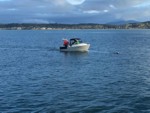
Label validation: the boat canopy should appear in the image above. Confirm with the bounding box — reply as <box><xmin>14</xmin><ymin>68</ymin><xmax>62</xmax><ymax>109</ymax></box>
<box><xmin>70</xmin><ymin>38</ymin><xmax>82</xmax><ymax>45</ymax></box>
<box><xmin>70</xmin><ymin>38</ymin><xmax>81</xmax><ymax>41</ymax></box>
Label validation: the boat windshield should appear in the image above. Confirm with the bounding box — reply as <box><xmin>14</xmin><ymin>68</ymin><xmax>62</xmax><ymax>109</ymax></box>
<box><xmin>70</xmin><ymin>38</ymin><xmax>83</xmax><ymax>45</ymax></box>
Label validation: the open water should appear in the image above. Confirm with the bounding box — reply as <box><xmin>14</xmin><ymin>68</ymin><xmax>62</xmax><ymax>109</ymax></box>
<box><xmin>0</xmin><ymin>30</ymin><xmax>150</xmax><ymax>113</ymax></box>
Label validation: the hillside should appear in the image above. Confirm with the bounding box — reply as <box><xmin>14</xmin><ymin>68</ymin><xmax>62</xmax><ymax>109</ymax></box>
<box><xmin>0</xmin><ymin>21</ymin><xmax>150</xmax><ymax>30</ymax></box>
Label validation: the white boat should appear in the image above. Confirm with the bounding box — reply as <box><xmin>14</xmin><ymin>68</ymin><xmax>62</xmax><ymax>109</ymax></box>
<box><xmin>60</xmin><ymin>38</ymin><xmax>90</xmax><ymax>52</ymax></box>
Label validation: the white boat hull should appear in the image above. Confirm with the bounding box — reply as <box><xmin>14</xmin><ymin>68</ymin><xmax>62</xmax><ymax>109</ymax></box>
<box><xmin>60</xmin><ymin>43</ymin><xmax>90</xmax><ymax>52</ymax></box>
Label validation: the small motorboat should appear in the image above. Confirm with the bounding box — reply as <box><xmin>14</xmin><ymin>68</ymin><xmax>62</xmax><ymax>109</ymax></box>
<box><xmin>60</xmin><ymin>38</ymin><xmax>90</xmax><ymax>52</ymax></box>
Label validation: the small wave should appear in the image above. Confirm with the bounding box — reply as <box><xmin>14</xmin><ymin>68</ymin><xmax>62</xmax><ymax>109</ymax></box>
<box><xmin>90</xmin><ymin>50</ymin><xmax>120</xmax><ymax>55</ymax></box>
<box><xmin>0</xmin><ymin>46</ymin><xmax>59</xmax><ymax>52</ymax></box>
<box><xmin>48</xmin><ymin>47</ymin><xmax>59</xmax><ymax>51</ymax></box>
<box><xmin>89</xmin><ymin>50</ymin><xmax>110</xmax><ymax>54</ymax></box>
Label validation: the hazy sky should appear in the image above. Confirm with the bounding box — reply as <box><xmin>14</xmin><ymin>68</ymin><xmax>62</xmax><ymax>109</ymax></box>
<box><xmin>0</xmin><ymin>0</ymin><xmax>150</xmax><ymax>23</ymax></box>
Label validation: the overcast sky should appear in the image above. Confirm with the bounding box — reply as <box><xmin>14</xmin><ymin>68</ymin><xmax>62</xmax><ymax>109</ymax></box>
<box><xmin>0</xmin><ymin>0</ymin><xmax>150</xmax><ymax>24</ymax></box>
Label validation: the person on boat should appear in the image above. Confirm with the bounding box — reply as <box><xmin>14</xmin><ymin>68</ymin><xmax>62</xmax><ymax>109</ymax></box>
<box><xmin>75</xmin><ymin>39</ymin><xmax>80</xmax><ymax>44</ymax></box>
<box><xmin>63</xmin><ymin>39</ymin><xmax>69</xmax><ymax>47</ymax></box>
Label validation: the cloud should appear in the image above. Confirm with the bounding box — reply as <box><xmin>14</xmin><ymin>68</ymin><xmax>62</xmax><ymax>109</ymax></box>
<box><xmin>66</xmin><ymin>0</ymin><xmax>85</xmax><ymax>5</ymax></box>
<box><xmin>133</xmin><ymin>2</ymin><xmax>150</xmax><ymax>8</ymax></box>
<box><xmin>109</xmin><ymin>4</ymin><xmax>116</xmax><ymax>9</ymax></box>
<box><xmin>7</xmin><ymin>8</ymin><xmax>17</xmax><ymax>11</ymax></box>
<box><xmin>0</xmin><ymin>0</ymin><xmax>11</xmax><ymax>1</ymax></box>
<box><xmin>22</xmin><ymin>19</ymin><xmax>49</xmax><ymax>23</ymax></box>
<box><xmin>83</xmin><ymin>9</ymin><xmax>108</xmax><ymax>14</ymax></box>
<box><xmin>83</xmin><ymin>10</ymin><xmax>100</xmax><ymax>14</ymax></box>
<box><xmin>0</xmin><ymin>0</ymin><xmax>150</xmax><ymax>23</ymax></box>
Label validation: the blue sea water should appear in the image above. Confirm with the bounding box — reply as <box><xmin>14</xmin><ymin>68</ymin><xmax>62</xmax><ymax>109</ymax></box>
<box><xmin>0</xmin><ymin>29</ymin><xmax>150</xmax><ymax>113</ymax></box>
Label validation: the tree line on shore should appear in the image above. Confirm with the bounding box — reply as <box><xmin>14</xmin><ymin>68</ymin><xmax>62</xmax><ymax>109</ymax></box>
<box><xmin>0</xmin><ymin>21</ymin><xmax>150</xmax><ymax>30</ymax></box>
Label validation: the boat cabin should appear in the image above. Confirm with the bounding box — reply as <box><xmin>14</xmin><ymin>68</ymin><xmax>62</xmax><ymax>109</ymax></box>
<box><xmin>70</xmin><ymin>38</ymin><xmax>82</xmax><ymax>46</ymax></box>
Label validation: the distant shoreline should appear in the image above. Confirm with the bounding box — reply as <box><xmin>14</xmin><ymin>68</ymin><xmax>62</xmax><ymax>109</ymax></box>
<box><xmin>0</xmin><ymin>21</ymin><xmax>150</xmax><ymax>30</ymax></box>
